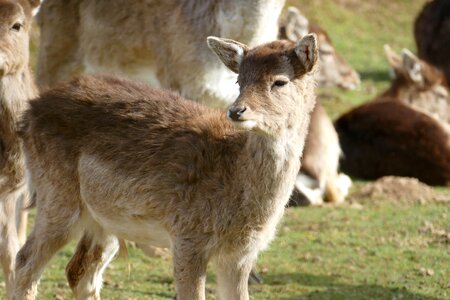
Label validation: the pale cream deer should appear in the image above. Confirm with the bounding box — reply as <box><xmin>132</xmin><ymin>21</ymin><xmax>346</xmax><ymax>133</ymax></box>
<box><xmin>14</xmin><ymin>34</ymin><xmax>318</xmax><ymax>300</ymax></box>
<box><xmin>0</xmin><ymin>0</ymin><xmax>39</xmax><ymax>298</ymax></box>
<box><xmin>36</xmin><ymin>0</ymin><xmax>285</xmax><ymax>107</ymax></box>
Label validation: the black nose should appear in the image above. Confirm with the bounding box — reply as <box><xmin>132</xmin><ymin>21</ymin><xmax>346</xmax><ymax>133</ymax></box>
<box><xmin>228</xmin><ymin>106</ymin><xmax>247</xmax><ymax>121</ymax></box>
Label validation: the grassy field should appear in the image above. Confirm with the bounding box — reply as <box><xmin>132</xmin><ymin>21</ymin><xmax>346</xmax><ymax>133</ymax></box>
<box><xmin>1</xmin><ymin>0</ymin><xmax>449</xmax><ymax>299</ymax></box>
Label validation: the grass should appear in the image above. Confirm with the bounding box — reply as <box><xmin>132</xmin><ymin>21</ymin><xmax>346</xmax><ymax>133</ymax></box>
<box><xmin>2</xmin><ymin>202</ymin><xmax>448</xmax><ymax>299</ymax></box>
<box><xmin>2</xmin><ymin>0</ymin><xmax>449</xmax><ymax>299</ymax></box>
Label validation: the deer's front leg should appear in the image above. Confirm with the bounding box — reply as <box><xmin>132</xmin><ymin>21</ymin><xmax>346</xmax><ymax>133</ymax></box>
<box><xmin>172</xmin><ymin>238</ymin><xmax>208</xmax><ymax>300</ymax></box>
<box><xmin>214</xmin><ymin>253</ymin><xmax>255</xmax><ymax>300</ymax></box>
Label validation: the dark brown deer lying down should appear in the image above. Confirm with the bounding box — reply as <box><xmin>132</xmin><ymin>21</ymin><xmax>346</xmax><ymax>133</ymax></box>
<box><xmin>0</xmin><ymin>0</ymin><xmax>39</xmax><ymax>297</ymax></box>
<box><xmin>335</xmin><ymin>44</ymin><xmax>450</xmax><ymax>185</ymax></box>
<box><xmin>414</xmin><ymin>0</ymin><xmax>450</xmax><ymax>83</ymax></box>
<box><xmin>14</xmin><ymin>35</ymin><xmax>318</xmax><ymax>299</ymax></box>
<box><xmin>335</xmin><ymin>99</ymin><xmax>450</xmax><ymax>186</ymax></box>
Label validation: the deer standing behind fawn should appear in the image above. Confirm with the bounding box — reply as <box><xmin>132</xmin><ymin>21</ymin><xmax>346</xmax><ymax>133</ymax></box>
<box><xmin>0</xmin><ymin>0</ymin><xmax>39</xmax><ymax>298</ymax></box>
<box><xmin>13</xmin><ymin>34</ymin><xmax>319</xmax><ymax>299</ymax></box>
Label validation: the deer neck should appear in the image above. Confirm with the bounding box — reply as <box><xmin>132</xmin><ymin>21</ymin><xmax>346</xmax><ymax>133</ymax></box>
<box><xmin>237</xmin><ymin>111</ymin><xmax>311</xmax><ymax>214</ymax></box>
<box><xmin>0</xmin><ymin>67</ymin><xmax>37</xmax><ymax>133</ymax></box>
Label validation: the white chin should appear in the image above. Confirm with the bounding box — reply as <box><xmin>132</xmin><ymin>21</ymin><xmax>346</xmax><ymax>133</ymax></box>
<box><xmin>232</xmin><ymin>120</ymin><xmax>257</xmax><ymax>130</ymax></box>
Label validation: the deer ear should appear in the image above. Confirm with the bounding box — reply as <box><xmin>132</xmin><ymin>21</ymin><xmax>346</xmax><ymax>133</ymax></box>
<box><xmin>294</xmin><ymin>33</ymin><xmax>318</xmax><ymax>73</ymax></box>
<box><xmin>401</xmin><ymin>48</ymin><xmax>424</xmax><ymax>84</ymax></box>
<box><xmin>207</xmin><ymin>36</ymin><xmax>249</xmax><ymax>73</ymax></box>
<box><xmin>384</xmin><ymin>44</ymin><xmax>402</xmax><ymax>76</ymax></box>
<box><xmin>285</xmin><ymin>6</ymin><xmax>309</xmax><ymax>41</ymax></box>
<box><xmin>28</xmin><ymin>0</ymin><xmax>40</xmax><ymax>9</ymax></box>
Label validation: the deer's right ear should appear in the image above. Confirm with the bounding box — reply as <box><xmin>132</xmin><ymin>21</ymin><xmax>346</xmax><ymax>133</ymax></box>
<box><xmin>294</xmin><ymin>33</ymin><xmax>318</xmax><ymax>73</ymax></box>
<box><xmin>401</xmin><ymin>48</ymin><xmax>424</xmax><ymax>85</ymax></box>
<box><xmin>207</xmin><ymin>36</ymin><xmax>249</xmax><ymax>73</ymax></box>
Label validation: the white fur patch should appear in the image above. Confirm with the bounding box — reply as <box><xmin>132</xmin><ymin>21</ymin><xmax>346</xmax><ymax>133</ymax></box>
<box><xmin>230</xmin><ymin>120</ymin><xmax>257</xmax><ymax>130</ymax></box>
<box><xmin>204</xmin><ymin>66</ymin><xmax>239</xmax><ymax>105</ymax></box>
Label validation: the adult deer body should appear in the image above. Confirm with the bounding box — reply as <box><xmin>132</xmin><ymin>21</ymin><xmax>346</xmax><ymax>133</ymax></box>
<box><xmin>14</xmin><ymin>35</ymin><xmax>318</xmax><ymax>299</ymax></box>
<box><xmin>36</xmin><ymin>0</ymin><xmax>285</xmax><ymax>106</ymax></box>
<box><xmin>0</xmin><ymin>0</ymin><xmax>39</xmax><ymax>297</ymax></box>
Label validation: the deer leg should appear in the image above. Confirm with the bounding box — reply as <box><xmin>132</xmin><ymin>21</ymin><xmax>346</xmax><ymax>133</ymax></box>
<box><xmin>172</xmin><ymin>239</ymin><xmax>208</xmax><ymax>300</ymax></box>
<box><xmin>13</xmin><ymin>192</ymin><xmax>82</xmax><ymax>300</ymax></box>
<box><xmin>66</xmin><ymin>226</ymin><xmax>119</xmax><ymax>300</ymax></box>
<box><xmin>16</xmin><ymin>191</ymin><xmax>29</xmax><ymax>246</ymax></box>
<box><xmin>0</xmin><ymin>194</ymin><xmax>20</xmax><ymax>299</ymax></box>
<box><xmin>214</xmin><ymin>253</ymin><xmax>254</xmax><ymax>300</ymax></box>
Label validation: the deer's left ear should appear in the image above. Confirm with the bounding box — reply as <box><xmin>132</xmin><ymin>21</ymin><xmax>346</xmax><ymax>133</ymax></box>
<box><xmin>207</xmin><ymin>36</ymin><xmax>249</xmax><ymax>74</ymax></box>
<box><xmin>285</xmin><ymin>6</ymin><xmax>309</xmax><ymax>41</ymax></box>
<box><xmin>294</xmin><ymin>33</ymin><xmax>319</xmax><ymax>74</ymax></box>
<box><xmin>27</xmin><ymin>0</ymin><xmax>40</xmax><ymax>9</ymax></box>
<box><xmin>401</xmin><ymin>48</ymin><xmax>424</xmax><ymax>84</ymax></box>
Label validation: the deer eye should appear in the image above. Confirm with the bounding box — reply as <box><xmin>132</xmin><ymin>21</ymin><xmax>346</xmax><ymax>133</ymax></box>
<box><xmin>11</xmin><ymin>23</ymin><xmax>22</xmax><ymax>32</ymax></box>
<box><xmin>272</xmin><ymin>80</ymin><xmax>288</xmax><ymax>88</ymax></box>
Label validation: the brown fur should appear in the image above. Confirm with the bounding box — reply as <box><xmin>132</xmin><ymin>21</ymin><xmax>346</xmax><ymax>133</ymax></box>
<box><xmin>336</xmin><ymin>44</ymin><xmax>450</xmax><ymax>185</ymax></box>
<box><xmin>14</xmin><ymin>35</ymin><xmax>318</xmax><ymax>300</ymax></box>
<box><xmin>0</xmin><ymin>0</ymin><xmax>38</xmax><ymax>298</ymax></box>
<box><xmin>414</xmin><ymin>0</ymin><xmax>450</xmax><ymax>83</ymax></box>
<box><xmin>336</xmin><ymin>99</ymin><xmax>450</xmax><ymax>185</ymax></box>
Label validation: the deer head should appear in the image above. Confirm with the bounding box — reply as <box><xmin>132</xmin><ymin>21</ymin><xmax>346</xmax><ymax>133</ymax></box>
<box><xmin>280</xmin><ymin>7</ymin><xmax>360</xmax><ymax>91</ymax></box>
<box><xmin>384</xmin><ymin>45</ymin><xmax>449</xmax><ymax>122</ymax></box>
<box><xmin>207</xmin><ymin>34</ymin><xmax>318</xmax><ymax>137</ymax></box>
<box><xmin>0</xmin><ymin>0</ymin><xmax>38</xmax><ymax>77</ymax></box>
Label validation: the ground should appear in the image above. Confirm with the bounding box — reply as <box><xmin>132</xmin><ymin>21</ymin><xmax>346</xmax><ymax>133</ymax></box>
<box><xmin>1</xmin><ymin>0</ymin><xmax>449</xmax><ymax>299</ymax></box>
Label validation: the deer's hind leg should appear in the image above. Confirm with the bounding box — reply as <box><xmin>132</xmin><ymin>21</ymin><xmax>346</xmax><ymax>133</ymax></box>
<box><xmin>66</xmin><ymin>223</ymin><xmax>119</xmax><ymax>300</ymax></box>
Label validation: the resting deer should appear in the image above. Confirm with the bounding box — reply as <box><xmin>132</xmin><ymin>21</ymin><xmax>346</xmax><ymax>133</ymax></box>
<box><xmin>278</xmin><ymin>6</ymin><xmax>354</xmax><ymax>205</ymax></box>
<box><xmin>382</xmin><ymin>45</ymin><xmax>449</xmax><ymax>123</ymax></box>
<box><xmin>0</xmin><ymin>0</ymin><xmax>39</xmax><ymax>297</ymax></box>
<box><xmin>35</xmin><ymin>0</ymin><xmax>285</xmax><ymax>107</ymax></box>
<box><xmin>336</xmin><ymin>45</ymin><xmax>450</xmax><ymax>185</ymax></box>
<box><xmin>14</xmin><ymin>34</ymin><xmax>318</xmax><ymax>299</ymax></box>
<box><xmin>414</xmin><ymin>0</ymin><xmax>450</xmax><ymax>83</ymax></box>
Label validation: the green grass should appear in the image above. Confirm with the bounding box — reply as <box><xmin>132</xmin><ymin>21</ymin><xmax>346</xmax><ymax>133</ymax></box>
<box><xmin>2</xmin><ymin>202</ymin><xmax>448</xmax><ymax>299</ymax></box>
<box><xmin>2</xmin><ymin>0</ymin><xmax>450</xmax><ymax>299</ymax></box>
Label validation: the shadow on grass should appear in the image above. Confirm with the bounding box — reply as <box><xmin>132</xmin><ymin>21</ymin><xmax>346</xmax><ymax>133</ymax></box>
<box><xmin>262</xmin><ymin>272</ymin><xmax>441</xmax><ymax>300</ymax></box>
<box><xmin>359</xmin><ymin>69</ymin><xmax>390</xmax><ymax>83</ymax></box>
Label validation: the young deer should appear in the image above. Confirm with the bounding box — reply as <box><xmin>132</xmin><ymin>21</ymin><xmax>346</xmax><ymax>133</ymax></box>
<box><xmin>278</xmin><ymin>6</ymin><xmax>354</xmax><ymax>205</ymax></box>
<box><xmin>0</xmin><ymin>0</ymin><xmax>39</xmax><ymax>297</ymax></box>
<box><xmin>14</xmin><ymin>35</ymin><xmax>318</xmax><ymax>299</ymax></box>
<box><xmin>36</xmin><ymin>0</ymin><xmax>285</xmax><ymax>107</ymax></box>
